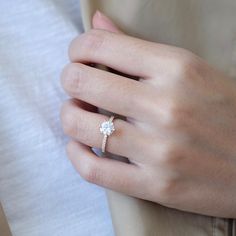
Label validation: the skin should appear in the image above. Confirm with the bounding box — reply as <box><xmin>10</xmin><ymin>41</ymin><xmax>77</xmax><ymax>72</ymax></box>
<box><xmin>60</xmin><ymin>11</ymin><xmax>236</xmax><ymax>218</ymax></box>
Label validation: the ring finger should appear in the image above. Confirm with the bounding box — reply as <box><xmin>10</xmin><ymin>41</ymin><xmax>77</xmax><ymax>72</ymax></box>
<box><xmin>60</xmin><ymin>99</ymin><xmax>143</xmax><ymax>159</ymax></box>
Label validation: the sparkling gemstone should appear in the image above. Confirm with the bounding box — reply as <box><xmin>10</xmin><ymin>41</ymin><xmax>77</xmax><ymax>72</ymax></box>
<box><xmin>100</xmin><ymin>120</ymin><xmax>115</xmax><ymax>136</ymax></box>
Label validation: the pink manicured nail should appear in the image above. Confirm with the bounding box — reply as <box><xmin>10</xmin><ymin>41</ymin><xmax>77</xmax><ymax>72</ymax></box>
<box><xmin>94</xmin><ymin>10</ymin><xmax>102</xmax><ymax>18</ymax></box>
<box><xmin>93</xmin><ymin>10</ymin><xmax>120</xmax><ymax>33</ymax></box>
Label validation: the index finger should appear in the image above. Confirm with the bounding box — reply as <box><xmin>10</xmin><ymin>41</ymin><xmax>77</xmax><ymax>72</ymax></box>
<box><xmin>68</xmin><ymin>29</ymin><xmax>161</xmax><ymax>78</ymax></box>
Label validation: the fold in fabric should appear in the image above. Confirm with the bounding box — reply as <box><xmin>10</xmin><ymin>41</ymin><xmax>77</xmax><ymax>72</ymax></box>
<box><xmin>80</xmin><ymin>0</ymin><xmax>235</xmax><ymax>235</ymax></box>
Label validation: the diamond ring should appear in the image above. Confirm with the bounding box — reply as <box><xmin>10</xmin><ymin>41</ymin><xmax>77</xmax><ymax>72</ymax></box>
<box><xmin>100</xmin><ymin>115</ymin><xmax>115</xmax><ymax>153</ymax></box>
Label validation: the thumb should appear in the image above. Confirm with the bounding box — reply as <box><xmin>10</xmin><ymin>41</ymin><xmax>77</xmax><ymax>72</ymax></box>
<box><xmin>92</xmin><ymin>10</ymin><xmax>123</xmax><ymax>33</ymax></box>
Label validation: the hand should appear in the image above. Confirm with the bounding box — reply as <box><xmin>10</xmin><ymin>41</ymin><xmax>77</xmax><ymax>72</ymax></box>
<box><xmin>60</xmin><ymin>11</ymin><xmax>236</xmax><ymax>218</ymax></box>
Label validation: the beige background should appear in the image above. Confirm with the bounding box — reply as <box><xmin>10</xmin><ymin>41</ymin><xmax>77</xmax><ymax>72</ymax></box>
<box><xmin>0</xmin><ymin>203</ymin><xmax>12</xmax><ymax>236</ymax></box>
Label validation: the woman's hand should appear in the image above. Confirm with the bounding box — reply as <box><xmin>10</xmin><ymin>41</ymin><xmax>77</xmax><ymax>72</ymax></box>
<box><xmin>60</xmin><ymin>11</ymin><xmax>236</xmax><ymax>218</ymax></box>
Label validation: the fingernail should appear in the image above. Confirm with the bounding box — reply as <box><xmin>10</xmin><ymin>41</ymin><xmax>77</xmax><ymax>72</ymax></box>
<box><xmin>94</xmin><ymin>10</ymin><xmax>102</xmax><ymax>18</ymax></box>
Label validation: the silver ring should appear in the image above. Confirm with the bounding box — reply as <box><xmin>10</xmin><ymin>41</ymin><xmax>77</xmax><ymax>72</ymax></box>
<box><xmin>99</xmin><ymin>115</ymin><xmax>115</xmax><ymax>153</ymax></box>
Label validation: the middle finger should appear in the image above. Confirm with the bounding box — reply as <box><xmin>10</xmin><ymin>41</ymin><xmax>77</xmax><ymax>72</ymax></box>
<box><xmin>61</xmin><ymin>63</ymin><xmax>154</xmax><ymax>120</ymax></box>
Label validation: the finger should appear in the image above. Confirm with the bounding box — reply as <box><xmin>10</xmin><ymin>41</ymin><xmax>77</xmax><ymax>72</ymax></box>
<box><xmin>66</xmin><ymin>140</ymin><xmax>142</xmax><ymax>195</ymax></box>
<box><xmin>92</xmin><ymin>12</ymin><xmax>138</xmax><ymax>82</ymax></box>
<box><xmin>92</xmin><ymin>11</ymin><xmax>123</xmax><ymax>34</ymax></box>
<box><xmin>61</xmin><ymin>63</ymin><xmax>154</xmax><ymax>119</ymax></box>
<box><xmin>61</xmin><ymin>99</ymin><xmax>145</xmax><ymax>159</ymax></box>
<box><xmin>68</xmin><ymin>28</ymin><xmax>162</xmax><ymax>78</ymax></box>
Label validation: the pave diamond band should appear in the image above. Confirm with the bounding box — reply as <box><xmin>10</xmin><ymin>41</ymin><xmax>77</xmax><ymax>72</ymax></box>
<box><xmin>100</xmin><ymin>115</ymin><xmax>115</xmax><ymax>153</ymax></box>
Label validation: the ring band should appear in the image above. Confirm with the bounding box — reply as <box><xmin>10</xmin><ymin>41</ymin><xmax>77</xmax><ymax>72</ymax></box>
<box><xmin>100</xmin><ymin>115</ymin><xmax>115</xmax><ymax>153</ymax></box>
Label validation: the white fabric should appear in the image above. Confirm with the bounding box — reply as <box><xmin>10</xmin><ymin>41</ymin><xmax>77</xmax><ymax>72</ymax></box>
<box><xmin>0</xmin><ymin>0</ymin><xmax>114</xmax><ymax>235</ymax></box>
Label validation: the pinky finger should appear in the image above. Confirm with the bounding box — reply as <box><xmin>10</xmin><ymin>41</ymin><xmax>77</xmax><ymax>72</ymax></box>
<box><xmin>66</xmin><ymin>140</ymin><xmax>141</xmax><ymax>195</ymax></box>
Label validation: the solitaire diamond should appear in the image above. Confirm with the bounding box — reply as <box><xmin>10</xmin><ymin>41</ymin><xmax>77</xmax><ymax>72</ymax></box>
<box><xmin>100</xmin><ymin>120</ymin><xmax>115</xmax><ymax>136</ymax></box>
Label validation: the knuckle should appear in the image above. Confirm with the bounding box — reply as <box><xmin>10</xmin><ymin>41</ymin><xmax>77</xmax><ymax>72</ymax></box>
<box><xmin>75</xmin><ymin>118</ymin><xmax>91</xmax><ymax>143</ymax></box>
<box><xmin>161</xmin><ymin>98</ymin><xmax>194</xmax><ymax>131</ymax></box>
<box><xmin>60</xmin><ymin>100</ymin><xmax>76</xmax><ymax>136</ymax></box>
<box><xmin>166</xmin><ymin>100</ymin><xmax>179</xmax><ymax>122</ymax></box>
<box><xmin>68</xmin><ymin>30</ymin><xmax>104</xmax><ymax>60</ymax></box>
<box><xmin>157</xmin><ymin>177</ymin><xmax>179</xmax><ymax>203</ymax></box>
<box><xmin>174</xmin><ymin>51</ymin><xmax>200</xmax><ymax>80</ymax></box>
<box><xmin>160</xmin><ymin>143</ymin><xmax>184</xmax><ymax>168</ymax></box>
<box><xmin>60</xmin><ymin>102</ymin><xmax>90</xmax><ymax>142</ymax></box>
<box><xmin>160</xmin><ymin>99</ymin><xmax>183</xmax><ymax>129</ymax></box>
<box><xmin>65</xmin><ymin>142</ymin><xmax>102</xmax><ymax>184</ymax></box>
<box><xmin>146</xmin><ymin>167</ymin><xmax>180</xmax><ymax>204</ymax></box>
<box><xmin>70</xmin><ymin>29</ymin><xmax>108</xmax><ymax>60</ymax></box>
<box><xmin>80</xmin><ymin>159</ymin><xmax>100</xmax><ymax>183</ymax></box>
<box><xmin>68</xmin><ymin>36</ymin><xmax>79</xmax><ymax>60</ymax></box>
<box><xmin>138</xmin><ymin>92</ymin><xmax>155</xmax><ymax>116</ymax></box>
<box><xmin>66</xmin><ymin>140</ymin><xmax>77</xmax><ymax>158</ymax></box>
<box><xmin>61</xmin><ymin>63</ymin><xmax>84</xmax><ymax>96</ymax></box>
